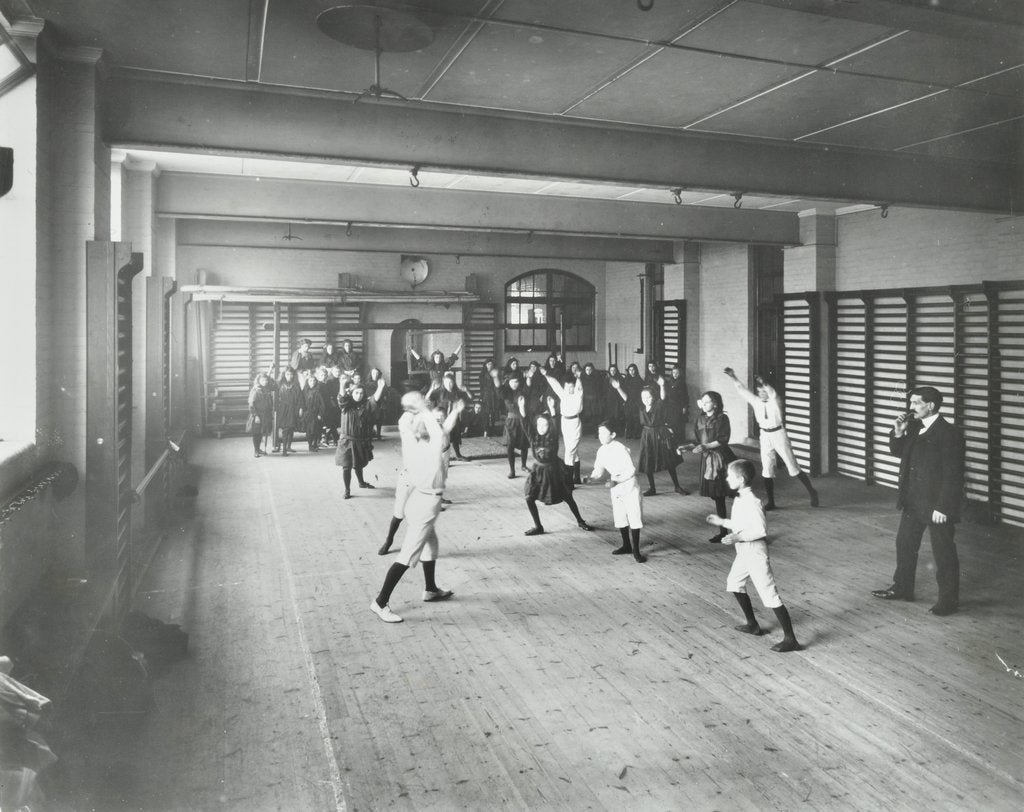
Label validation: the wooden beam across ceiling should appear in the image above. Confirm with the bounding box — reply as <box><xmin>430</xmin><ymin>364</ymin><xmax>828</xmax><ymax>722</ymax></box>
<box><xmin>106</xmin><ymin>71</ymin><xmax>1019</xmax><ymax>214</ymax></box>
<box><xmin>175</xmin><ymin>220</ymin><xmax>677</xmax><ymax>263</ymax></box>
<box><xmin>157</xmin><ymin>173</ymin><xmax>800</xmax><ymax>245</ymax></box>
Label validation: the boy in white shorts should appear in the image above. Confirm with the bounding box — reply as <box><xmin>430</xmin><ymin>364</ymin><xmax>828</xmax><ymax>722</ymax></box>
<box><xmin>706</xmin><ymin>459</ymin><xmax>802</xmax><ymax>652</ymax></box>
<box><xmin>585</xmin><ymin>420</ymin><xmax>646</xmax><ymax>563</ymax></box>
<box><xmin>723</xmin><ymin>366</ymin><xmax>819</xmax><ymax>510</ymax></box>
<box><xmin>370</xmin><ymin>393</ymin><xmax>464</xmax><ymax>623</ymax></box>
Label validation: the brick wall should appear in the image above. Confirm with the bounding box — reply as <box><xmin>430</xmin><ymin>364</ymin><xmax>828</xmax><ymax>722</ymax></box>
<box><xmin>698</xmin><ymin>243</ymin><xmax>751</xmax><ymax>441</ymax></box>
<box><xmin>837</xmin><ymin>207</ymin><xmax>1023</xmax><ymax>289</ymax></box>
<box><xmin>603</xmin><ymin>261</ymin><xmax>645</xmax><ymax>371</ymax></box>
<box><xmin>178</xmin><ymin>242</ymin><xmax>610</xmax><ymax>372</ymax></box>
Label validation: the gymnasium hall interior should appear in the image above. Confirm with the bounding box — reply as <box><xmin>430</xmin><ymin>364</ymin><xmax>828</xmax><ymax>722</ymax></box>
<box><xmin>0</xmin><ymin>1</ymin><xmax>1022</xmax><ymax>809</ymax></box>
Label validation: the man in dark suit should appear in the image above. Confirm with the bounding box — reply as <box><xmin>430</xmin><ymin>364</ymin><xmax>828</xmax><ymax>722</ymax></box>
<box><xmin>872</xmin><ymin>386</ymin><xmax>965</xmax><ymax>615</ymax></box>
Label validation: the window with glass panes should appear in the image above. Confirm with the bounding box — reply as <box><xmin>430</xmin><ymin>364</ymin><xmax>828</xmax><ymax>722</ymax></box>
<box><xmin>504</xmin><ymin>270</ymin><xmax>595</xmax><ymax>351</ymax></box>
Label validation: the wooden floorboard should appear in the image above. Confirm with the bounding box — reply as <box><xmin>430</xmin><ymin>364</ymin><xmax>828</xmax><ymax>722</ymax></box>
<box><xmin>127</xmin><ymin>431</ymin><xmax>1024</xmax><ymax>811</ymax></box>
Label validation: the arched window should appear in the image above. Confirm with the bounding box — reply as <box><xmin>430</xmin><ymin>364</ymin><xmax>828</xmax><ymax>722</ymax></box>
<box><xmin>504</xmin><ymin>269</ymin><xmax>595</xmax><ymax>351</ymax></box>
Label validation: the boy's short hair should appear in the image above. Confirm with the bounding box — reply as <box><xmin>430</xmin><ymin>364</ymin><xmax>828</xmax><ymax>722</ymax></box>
<box><xmin>728</xmin><ymin>458</ymin><xmax>756</xmax><ymax>487</ymax></box>
<box><xmin>598</xmin><ymin>418</ymin><xmax>620</xmax><ymax>435</ymax></box>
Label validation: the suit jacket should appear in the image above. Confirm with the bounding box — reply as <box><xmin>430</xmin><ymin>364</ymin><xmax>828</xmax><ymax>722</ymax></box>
<box><xmin>889</xmin><ymin>416</ymin><xmax>964</xmax><ymax>523</ymax></box>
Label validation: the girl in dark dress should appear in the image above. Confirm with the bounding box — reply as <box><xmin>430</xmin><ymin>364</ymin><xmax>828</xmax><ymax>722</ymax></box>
<box><xmin>320</xmin><ymin>343</ymin><xmax>340</xmax><ymax>370</ymax></box>
<box><xmin>321</xmin><ymin>367</ymin><xmax>341</xmax><ymax>446</ymax></box>
<box><xmin>246</xmin><ymin>372</ymin><xmax>275</xmax><ymax>457</ymax></box>
<box><xmin>503</xmin><ymin>356</ymin><xmax>521</xmax><ymax>379</ymax></box>
<box><xmin>523</xmin><ymin>361</ymin><xmax>548</xmax><ymax>416</ymax></box>
<box><xmin>681</xmin><ymin>390</ymin><xmax>736</xmax><ymax>543</ymax></box>
<box><xmin>302</xmin><ymin>370</ymin><xmax>326</xmax><ymax>451</ymax></box>
<box><xmin>500</xmin><ymin>375</ymin><xmax>530</xmax><ymax>478</ymax></box>
<box><xmin>643</xmin><ymin>361</ymin><xmax>662</xmax><ymax>391</ymax></box>
<box><xmin>336</xmin><ymin>377</ymin><xmax>386</xmax><ymax>498</ymax></box>
<box><xmin>478</xmin><ymin>358</ymin><xmax>503</xmax><ymax>437</ymax></box>
<box><xmin>622</xmin><ymin>363</ymin><xmax>644</xmax><ymax>438</ymax></box>
<box><xmin>635</xmin><ymin>385</ymin><xmax>687</xmax><ymax>496</ymax></box>
<box><xmin>275</xmin><ymin>367</ymin><xmax>304</xmax><ymax>456</ymax></box>
<box><xmin>368</xmin><ymin>367</ymin><xmax>396</xmax><ymax>439</ymax></box>
<box><xmin>518</xmin><ymin>408</ymin><xmax>593</xmax><ymax>536</ymax></box>
<box><xmin>411</xmin><ymin>345</ymin><xmax>461</xmax><ymax>388</ymax></box>
<box><xmin>580</xmin><ymin>362</ymin><xmax>604</xmax><ymax>432</ymax></box>
<box><xmin>603</xmin><ymin>364</ymin><xmax>625</xmax><ymax>426</ymax></box>
<box><xmin>663</xmin><ymin>364</ymin><xmax>689</xmax><ymax>439</ymax></box>
<box><xmin>428</xmin><ymin>372</ymin><xmax>470</xmax><ymax>460</ymax></box>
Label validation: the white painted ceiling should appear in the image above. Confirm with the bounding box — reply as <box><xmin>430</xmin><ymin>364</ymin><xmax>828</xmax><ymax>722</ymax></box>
<box><xmin>9</xmin><ymin>0</ymin><xmax>1023</xmax><ymax>213</ymax></box>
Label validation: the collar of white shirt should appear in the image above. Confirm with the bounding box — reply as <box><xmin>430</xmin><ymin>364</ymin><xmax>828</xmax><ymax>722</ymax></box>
<box><xmin>919</xmin><ymin>413</ymin><xmax>940</xmax><ymax>434</ymax></box>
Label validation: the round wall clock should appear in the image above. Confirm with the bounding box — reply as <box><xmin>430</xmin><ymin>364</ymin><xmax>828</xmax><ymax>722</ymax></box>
<box><xmin>400</xmin><ymin>255</ymin><xmax>430</xmax><ymax>288</ymax></box>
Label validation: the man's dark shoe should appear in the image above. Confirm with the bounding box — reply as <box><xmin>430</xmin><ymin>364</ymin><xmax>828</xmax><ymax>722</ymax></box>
<box><xmin>871</xmin><ymin>587</ymin><xmax>914</xmax><ymax>601</ymax></box>
<box><xmin>929</xmin><ymin>602</ymin><xmax>959</xmax><ymax>616</ymax></box>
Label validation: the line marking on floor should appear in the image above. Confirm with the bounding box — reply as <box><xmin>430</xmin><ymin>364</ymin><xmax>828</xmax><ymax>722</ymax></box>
<box><xmin>265</xmin><ymin>473</ymin><xmax>349</xmax><ymax>812</ymax></box>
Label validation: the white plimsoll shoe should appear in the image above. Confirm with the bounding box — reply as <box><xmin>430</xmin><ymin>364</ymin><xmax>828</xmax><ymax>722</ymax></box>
<box><xmin>423</xmin><ymin>589</ymin><xmax>454</xmax><ymax>602</ymax></box>
<box><xmin>370</xmin><ymin>601</ymin><xmax>403</xmax><ymax>623</ymax></box>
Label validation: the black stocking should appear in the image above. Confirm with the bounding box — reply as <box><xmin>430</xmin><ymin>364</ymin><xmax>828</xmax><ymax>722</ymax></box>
<box><xmin>375</xmin><ymin>562</ymin><xmax>409</xmax><ymax>608</ymax></box>
<box><xmin>732</xmin><ymin>591</ymin><xmax>761</xmax><ymax>634</ymax></box>
<box><xmin>631</xmin><ymin>528</ymin><xmax>645</xmax><ymax>562</ymax></box>
<box><xmin>613</xmin><ymin>527</ymin><xmax>631</xmax><ymax>554</ymax></box>
<box><xmin>422</xmin><ymin>560</ymin><xmax>439</xmax><ymax>592</ymax></box>
<box><xmin>342</xmin><ymin>467</ymin><xmax>352</xmax><ymax>494</ymax></box>
<box><xmin>526</xmin><ymin>497</ymin><xmax>542</xmax><ymax>530</ymax></box>
<box><xmin>507</xmin><ymin>448</ymin><xmax>518</xmax><ymax>477</ymax></box>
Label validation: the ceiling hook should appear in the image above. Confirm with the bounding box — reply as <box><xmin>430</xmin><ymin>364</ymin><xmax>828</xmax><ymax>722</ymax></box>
<box><xmin>670</xmin><ymin>187</ymin><xmax>682</xmax><ymax>205</ymax></box>
<box><xmin>526</xmin><ymin>230</ymin><xmax>534</xmax><ymax>243</ymax></box>
<box><xmin>455</xmin><ymin>254</ymin><xmax>461</xmax><ymax>265</ymax></box>
<box><xmin>879</xmin><ymin>204</ymin><xmax>889</xmax><ymax>219</ymax></box>
<box><xmin>409</xmin><ymin>166</ymin><xmax>420</xmax><ymax>187</ymax></box>
<box><xmin>732</xmin><ymin>193</ymin><xmax>743</xmax><ymax>209</ymax></box>
<box><xmin>345</xmin><ymin>221</ymin><xmax>353</xmax><ymax>236</ymax></box>
<box><xmin>638</xmin><ymin>0</ymin><xmax>654</xmax><ymax>10</ymax></box>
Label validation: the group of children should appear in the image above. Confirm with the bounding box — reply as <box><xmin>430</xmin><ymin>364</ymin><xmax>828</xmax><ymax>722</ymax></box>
<box><xmin>249</xmin><ymin>343</ymin><xmax>809</xmax><ymax>652</ymax></box>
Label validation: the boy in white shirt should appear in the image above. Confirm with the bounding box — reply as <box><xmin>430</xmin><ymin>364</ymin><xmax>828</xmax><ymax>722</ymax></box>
<box><xmin>585</xmin><ymin>420</ymin><xmax>646</xmax><ymax>563</ymax></box>
<box><xmin>707</xmin><ymin>459</ymin><xmax>803</xmax><ymax>652</ymax></box>
<box><xmin>723</xmin><ymin>366</ymin><xmax>819</xmax><ymax>510</ymax></box>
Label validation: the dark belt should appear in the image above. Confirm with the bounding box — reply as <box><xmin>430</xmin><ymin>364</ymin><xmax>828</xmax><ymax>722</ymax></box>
<box><xmin>762</xmin><ymin>425</ymin><xmax>783</xmax><ymax>433</ymax></box>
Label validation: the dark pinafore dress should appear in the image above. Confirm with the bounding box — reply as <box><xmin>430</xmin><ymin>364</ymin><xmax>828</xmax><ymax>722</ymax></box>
<box><xmin>524</xmin><ymin>427</ymin><xmax>573</xmax><ymax>505</ymax></box>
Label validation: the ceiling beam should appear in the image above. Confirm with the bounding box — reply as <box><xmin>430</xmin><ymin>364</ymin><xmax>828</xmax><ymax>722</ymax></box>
<box><xmin>106</xmin><ymin>72</ymin><xmax>1018</xmax><ymax>214</ymax></box>
<box><xmin>748</xmin><ymin>0</ymin><xmax>1024</xmax><ymax>51</ymax></box>
<box><xmin>176</xmin><ymin>220</ymin><xmax>677</xmax><ymax>262</ymax></box>
<box><xmin>159</xmin><ymin>174</ymin><xmax>801</xmax><ymax>245</ymax></box>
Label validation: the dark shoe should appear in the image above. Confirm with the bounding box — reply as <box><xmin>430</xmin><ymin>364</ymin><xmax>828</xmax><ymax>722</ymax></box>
<box><xmin>674</xmin><ymin>486</ymin><xmax>689</xmax><ymax>496</ymax></box>
<box><xmin>254</xmin><ymin>451</ymin><xmax>262</xmax><ymax>458</ymax></box>
<box><xmin>524</xmin><ymin>527</ymin><xmax>544</xmax><ymax>536</ymax></box>
<box><xmin>282</xmin><ymin>449</ymin><xmax>288</xmax><ymax>457</ymax></box>
<box><xmin>455</xmin><ymin>454</ymin><xmax>469</xmax><ymax>462</ymax></box>
<box><xmin>643</xmin><ymin>488</ymin><xmax>656</xmax><ymax>497</ymax></box>
<box><xmin>810</xmin><ymin>490</ymin><xmax>819</xmax><ymax>508</ymax></box>
<box><xmin>871</xmin><ymin>587</ymin><xmax>914</xmax><ymax>601</ymax></box>
<box><xmin>633</xmin><ymin>553</ymin><xmax>647</xmax><ymax>563</ymax></box>
<box><xmin>771</xmin><ymin>638</ymin><xmax>803</xmax><ymax>652</ymax></box>
<box><xmin>577</xmin><ymin>521</ymin><xmax>593</xmax><ymax>531</ymax></box>
<box><xmin>764</xmin><ymin>502</ymin><xmax>776</xmax><ymax>512</ymax></box>
<box><xmin>708</xmin><ymin>535</ymin><xmax>723</xmax><ymax>544</ymax></box>
<box><xmin>507</xmin><ymin>473</ymin><xmax>516</xmax><ymax>479</ymax></box>
<box><xmin>359</xmin><ymin>482</ymin><xmax>376</xmax><ymax>489</ymax></box>
<box><xmin>377</xmin><ymin>543</ymin><xmax>393</xmax><ymax>556</ymax></box>
<box><xmin>343</xmin><ymin>491</ymin><xmax>352</xmax><ymax>500</ymax></box>
<box><xmin>612</xmin><ymin>545</ymin><xmax>631</xmax><ymax>555</ymax></box>
<box><xmin>929</xmin><ymin>602</ymin><xmax>959</xmax><ymax>616</ymax></box>
<box><xmin>735</xmin><ymin>623</ymin><xmax>764</xmax><ymax>636</ymax></box>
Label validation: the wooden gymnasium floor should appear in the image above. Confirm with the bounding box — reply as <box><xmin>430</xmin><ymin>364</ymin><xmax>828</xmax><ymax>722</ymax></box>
<box><xmin>124</xmin><ymin>429</ymin><xmax>1024</xmax><ymax>811</ymax></box>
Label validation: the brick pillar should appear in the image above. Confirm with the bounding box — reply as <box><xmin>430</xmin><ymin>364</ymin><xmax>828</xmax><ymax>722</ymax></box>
<box><xmin>35</xmin><ymin>38</ymin><xmax>109</xmax><ymax>569</ymax></box>
<box><xmin>784</xmin><ymin>210</ymin><xmax>837</xmax><ymax>473</ymax></box>
<box><xmin>673</xmin><ymin>241</ymin><xmax>701</xmax><ymax>409</ymax></box>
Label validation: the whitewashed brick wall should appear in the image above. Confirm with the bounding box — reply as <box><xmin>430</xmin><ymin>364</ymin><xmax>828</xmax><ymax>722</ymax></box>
<box><xmin>837</xmin><ymin>207</ymin><xmax>1023</xmax><ymax>289</ymax></box>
